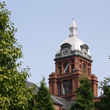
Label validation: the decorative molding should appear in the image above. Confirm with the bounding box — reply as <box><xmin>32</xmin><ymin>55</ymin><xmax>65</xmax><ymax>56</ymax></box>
<box><xmin>55</xmin><ymin>50</ymin><xmax>92</xmax><ymax>62</ymax></box>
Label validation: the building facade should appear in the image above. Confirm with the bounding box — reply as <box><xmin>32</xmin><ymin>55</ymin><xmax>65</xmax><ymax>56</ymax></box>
<box><xmin>49</xmin><ymin>19</ymin><xmax>99</xmax><ymax>110</ymax></box>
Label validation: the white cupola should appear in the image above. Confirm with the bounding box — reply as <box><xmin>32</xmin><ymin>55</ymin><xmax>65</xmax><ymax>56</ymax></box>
<box><xmin>69</xmin><ymin>18</ymin><xmax>78</xmax><ymax>37</ymax></box>
<box><xmin>55</xmin><ymin>19</ymin><xmax>91</xmax><ymax>61</ymax></box>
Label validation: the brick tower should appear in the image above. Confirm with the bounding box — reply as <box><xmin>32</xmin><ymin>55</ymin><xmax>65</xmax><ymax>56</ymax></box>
<box><xmin>49</xmin><ymin>19</ymin><xmax>98</xmax><ymax>100</ymax></box>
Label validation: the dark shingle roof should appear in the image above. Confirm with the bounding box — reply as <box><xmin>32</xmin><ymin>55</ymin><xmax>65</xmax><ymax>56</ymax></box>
<box><xmin>51</xmin><ymin>95</ymin><xmax>63</xmax><ymax>106</ymax></box>
<box><xmin>52</xmin><ymin>95</ymin><xmax>76</xmax><ymax>110</ymax></box>
<box><xmin>25</xmin><ymin>81</ymin><xmax>39</xmax><ymax>94</ymax></box>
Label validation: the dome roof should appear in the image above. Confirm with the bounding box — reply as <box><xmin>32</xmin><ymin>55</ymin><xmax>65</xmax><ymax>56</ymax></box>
<box><xmin>57</xmin><ymin>36</ymin><xmax>91</xmax><ymax>56</ymax></box>
<box><xmin>56</xmin><ymin>19</ymin><xmax>91</xmax><ymax>57</ymax></box>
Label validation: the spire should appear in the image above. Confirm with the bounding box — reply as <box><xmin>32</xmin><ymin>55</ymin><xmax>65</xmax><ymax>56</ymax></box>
<box><xmin>69</xmin><ymin>18</ymin><xmax>78</xmax><ymax>37</ymax></box>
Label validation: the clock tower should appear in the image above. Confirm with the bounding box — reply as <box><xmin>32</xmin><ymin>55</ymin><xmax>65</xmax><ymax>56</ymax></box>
<box><xmin>49</xmin><ymin>19</ymin><xmax>98</xmax><ymax>100</ymax></box>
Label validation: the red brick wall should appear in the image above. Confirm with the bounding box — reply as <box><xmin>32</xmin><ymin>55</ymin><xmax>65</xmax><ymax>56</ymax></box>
<box><xmin>53</xmin><ymin>104</ymin><xmax>63</xmax><ymax>110</ymax></box>
<box><xmin>49</xmin><ymin>56</ymin><xmax>98</xmax><ymax>100</ymax></box>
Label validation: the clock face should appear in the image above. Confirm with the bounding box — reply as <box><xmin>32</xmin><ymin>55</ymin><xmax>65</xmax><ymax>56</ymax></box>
<box><xmin>83</xmin><ymin>49</ymin><xmax>87</xmax><ymax>56</ymax></box>
<box><xmin>62</xmin><ymin>48</ymin><xmax>69</xmax><ymax>56</ymax></box>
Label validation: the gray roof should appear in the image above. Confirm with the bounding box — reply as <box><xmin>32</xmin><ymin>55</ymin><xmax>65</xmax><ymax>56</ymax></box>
<box><xmin>25</xmin><ymin>81</ymin><xmax>39</xmax><ymax>94</ymax></box>
<box><xmin>52</xmin><ymin>95</ymin><xmax>76</xmax><ymax>110</ymax></box>
<box><xmin>51</xmin><ymin>95</ymin><xmax>63</xmax><ymax>106</ymax></box>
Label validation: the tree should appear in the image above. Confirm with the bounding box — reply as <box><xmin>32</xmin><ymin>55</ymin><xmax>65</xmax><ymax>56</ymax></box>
<box><xmin>94</xmin><ymin>76</ymin><xmax>110</xmax><ymax>110</ymax></box>
<box><xmin>68</xmin><ymin>104</ymin><xmax>76</xmax><ymax>110</ymax></box>
<box><xmin>0</xmin><ymin>2</ymin><xmax>35</xmax><ymax>109</ymax></box>
<box><xmin>69</xmin><ymin>74</ymin><xmax>94</xmax><ymax>110</ymax></box>
<box><xmin>33</xmin><ymin>77</ymin><xmax>55</xmax><ymax>110</ymax></box>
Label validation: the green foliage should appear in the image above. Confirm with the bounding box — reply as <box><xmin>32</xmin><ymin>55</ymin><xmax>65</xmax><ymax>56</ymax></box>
<box><xmin>68</xmin><ymin>104</ymin><xmax>76</xmax><ymax>110</ymax></box>
<box><xmin>69</xmin><ymin>74</ymin><xmax>94</xmax><ymax>110</ymax></box>
<box><xmin>94</xmin><ymin>76</ymin><xmax>110</xmax><ymax>110</ymax></box>
<box><xmin>33</xmin><ymin>77</ymin><xmax>55</xmax><ymax>110</ymax></box>
<box><xmin>0</xmin><ymin>2</ymin><xmax>35</xmax><ymax>110</ymax></box>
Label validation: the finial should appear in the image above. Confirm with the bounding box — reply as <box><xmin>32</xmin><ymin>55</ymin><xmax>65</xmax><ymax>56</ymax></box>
<box><xmin>69</xmin><ymin>19</ymin><xmax>77</xmax><ymax>37</ymax></box>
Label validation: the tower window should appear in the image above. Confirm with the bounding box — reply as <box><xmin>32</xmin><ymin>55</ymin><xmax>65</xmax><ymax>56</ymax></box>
<box><xmin>64</xmin><ymin>62</ymin><xmax>69</xmax><ymax>73</ymax></box>
<box><xmin>79</xmin><ymin>65</ymin><xmax>81</xmax><ymax>69</ymax></box>
<box><xmin>63</xmin><ymin>81</ymin><xmax>69</xmax><ymax>94</ymax></box>
<box><xmin>58</xmin><ymin>67</ymin><xmax>61</xmax><ymax>74</ymax></box>
<box><xmin>83</xmin><ymin>63</ymin><xmax>86</xmax><ymax>74</ymax></box>
<box><xmin>71</xmin><ymin>64</ymin><xmax>74</xmax><ymax>71</ymax></box>
<box><xmin>58</xmin><ymin>82</ymin><xmax>61</xmax><ymax>95</ymax></box>
<box><xmin>88</xmin><ymin>68</ymin><xmax>89</xmax><ymax>76</ymax></box>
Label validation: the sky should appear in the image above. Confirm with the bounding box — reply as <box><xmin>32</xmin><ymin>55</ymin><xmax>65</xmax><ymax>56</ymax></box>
<box><xmin>2</xmin><ymin>0</ymin><xmax>110</xmax><ymax>97</ymax></box>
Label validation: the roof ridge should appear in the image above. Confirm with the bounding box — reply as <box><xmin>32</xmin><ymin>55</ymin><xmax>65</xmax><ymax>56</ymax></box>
<box><xmin>26</xmin><ymin>81</ymin><xmax>39</xmax><ymax>88</ymax></box>
<box><xmin>51</xmin><ymin>95</ymin><xmax>66</xmax><ymax>100</ymax></box>
<box><xmin>51</xmin><ymin>95</ymin><xmax>63</xmax><ymax>105</ymax></box>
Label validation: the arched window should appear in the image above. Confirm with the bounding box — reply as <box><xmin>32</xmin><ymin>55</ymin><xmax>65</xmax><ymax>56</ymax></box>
<box><xmin>63</xmin><ymin>81</ymin><xmax>69</xmax><ymax>94</ymax></box>
<box><xmin>58</xmin><ymin>82</ymin><xmax>61</xmax><ymax>95</ymax></box>
<box><xmin>88</xmin><ymin>68</ymin><xmax>89</xmax><ymax>76</ymax></box>
<box><xmin>64</xmin><ymin>62</ymin><xmax>69</xmax><ymax>73</ymax></box>
<box><xmin>83</xmin><ymin>63</ymin><xmax>86</xmax><ymax>74</ymax></box>
<box><xmin>71</xmin><ymin>60</ymin><xmax>74</xmax><ymax>72</ymax></box>
<box><xmin>58</xmin><ymin>67</ymin><xmax>61</xmax><ymax>74</ymax></box>
<box><xmin>71</xmin><ymin>64</ymin><xmax>74</xmax><ymax>71</ymax></box>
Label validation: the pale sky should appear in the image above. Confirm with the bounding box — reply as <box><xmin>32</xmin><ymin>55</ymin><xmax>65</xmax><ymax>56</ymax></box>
<box><xmin>3</xmin><ymin>0</ymin><xmax>110</xmax><ymax>96</ymax></box>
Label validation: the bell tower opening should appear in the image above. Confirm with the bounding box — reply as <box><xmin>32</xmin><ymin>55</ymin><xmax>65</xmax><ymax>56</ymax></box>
<box><xmin>83</xmin><ymin>63</ymin><xmax>86</xmax><ymax>74</ymax></box>
<box><xmin>63</xmin><ymin>81</ymin><xmax>69</xmax><ymax>94</ymax></box>
<box><xmin>64</xmin><ymin>62</ymin><xmax>69</xmax><ymax>73</ymax></box>
<box><xmin>58</xmin><ymin>82</ymin><xmax>61</xmax><ymax>95</ymax></box>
